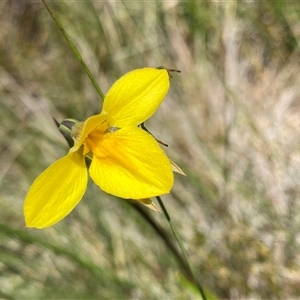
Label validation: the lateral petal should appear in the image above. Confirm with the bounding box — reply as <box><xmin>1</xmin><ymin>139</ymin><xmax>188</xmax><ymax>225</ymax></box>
<box><xmin>89</xmin><ymin>127</ymin><xmax>173</xmax><ymax>199</ymax></box>
<box><xmin>24</xmin><ymin>152</ymin><xmax>88</xmax><ymax>228</ymax></box>
<box><xmin>103</xmin><ymin>68</ymin><xmax>170</xmax><ymax>127</ymax></box>
<box><xmin>70</xmin><ymin>113</ymin><xmax>107</xmax><ymax>153</ymax></box>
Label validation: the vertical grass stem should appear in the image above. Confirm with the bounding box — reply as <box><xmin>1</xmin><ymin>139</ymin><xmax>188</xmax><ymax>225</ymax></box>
<box><xmin>156</xmin><ymin>196</ymin><xmax>207</xmax><ymax>300</ymax></box>
<box><xmin>41</xmin><ymin>0</ymin><xmax>105</xmax><ymax>101</ymax></box>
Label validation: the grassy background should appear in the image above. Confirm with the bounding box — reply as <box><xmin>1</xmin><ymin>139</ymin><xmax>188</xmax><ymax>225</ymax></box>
<box><xmin>1</xmin><ymin>0</ymin><xmax>300</xmax><ymax>298</ymax></box>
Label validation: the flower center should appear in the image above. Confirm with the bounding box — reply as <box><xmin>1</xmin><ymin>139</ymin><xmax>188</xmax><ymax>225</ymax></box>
<box><xmin>83</xmin><ymin>120</ymin><xmax>108</xmax><ymax>155</ymax></box>
<box><xmin>83</xmin><ymin>119</ymin><xmax>122</xmax><ymax>159</ymax></box>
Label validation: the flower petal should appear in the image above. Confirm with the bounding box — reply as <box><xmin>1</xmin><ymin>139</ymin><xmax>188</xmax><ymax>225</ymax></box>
<box><xmin>70</xmin><ymin>113</ymin><xmax>107</xmax><ymax>152</ymax></box>
<box><xmin>24</xmin><ymin>152</ymin><xmax>88</xmax><ymax>228</ymax></box>
<box><xmin>89</xmin><ymin>127</ymin><xmax>173</xmax><ymax>199</ymax></box>
<box><xmin>103</xmin><ymin>68</ymin><xmax>170</xmax><ymax>127</ymax></box>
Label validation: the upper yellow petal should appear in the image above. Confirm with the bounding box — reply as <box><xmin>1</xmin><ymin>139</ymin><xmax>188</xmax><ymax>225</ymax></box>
<box><xmin>24</xmin><ymin>152</ymin><xmax>88</xmax><ymax>228</ymax></box>
<box><xmin>103</xmin><ymin>68</ymin><xmax>170</xmax><ymax>127</ymax></box>
<box><xmin>88</xmin><ymin>127</ymin><xmax>173</xmax><ymax>199</ymax></box>
<box><xmin>70</xmin><ymin>113</ymin><xmax>107</xmax><ymax>153</ymax></box>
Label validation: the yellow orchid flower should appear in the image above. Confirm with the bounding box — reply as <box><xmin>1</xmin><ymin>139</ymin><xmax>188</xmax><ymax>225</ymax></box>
<box><xmin>24</xmin><ymin>68</ymin><xmax>174</xmax><ymax>228</ymax></box>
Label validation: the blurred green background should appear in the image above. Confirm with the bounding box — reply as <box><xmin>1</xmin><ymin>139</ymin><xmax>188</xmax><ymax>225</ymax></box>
<box><xmin>1</xmin><ymin>0</ymin><xmax>300</xmax><ymax>299</ymax></box>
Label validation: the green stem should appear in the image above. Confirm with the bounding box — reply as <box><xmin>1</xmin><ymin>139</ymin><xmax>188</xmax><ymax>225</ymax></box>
<box><xmin>156</xmin><ymin>196</ymin><xmax>207</xmax><ymax>300</ymax></box>
<box><xmin>41</xmin><ymin>0</ymin><xmax>105</xmax><ymax>101</ymax></box>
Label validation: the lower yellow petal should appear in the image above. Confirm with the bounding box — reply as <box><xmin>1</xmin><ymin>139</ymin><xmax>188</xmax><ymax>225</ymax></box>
<box><xmin>89</xmin><ymin>127</ymin><xmax>173</xmax><ymax>199</ymax></box>
<box><xmin>24</xmin><ymin>152</ymin><xmax>88</xmax><ymax>228</ymax></box>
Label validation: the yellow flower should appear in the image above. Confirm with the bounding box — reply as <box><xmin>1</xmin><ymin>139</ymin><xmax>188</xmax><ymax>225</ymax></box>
<box><xmin>24</xmin><ymin>68</ymin><xmax>174</xmax><ymax>228</ymax></box>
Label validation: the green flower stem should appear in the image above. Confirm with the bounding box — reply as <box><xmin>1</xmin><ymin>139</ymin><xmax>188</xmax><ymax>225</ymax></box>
<box><xmin>156</xmin><ymin>196</ymin><xmax>207</xmax><ymax>300</ymax></box>
<box><xmin>41</xmin><ymin>0</ymin><xmax>105</xmax><ymax>101</ymax></box>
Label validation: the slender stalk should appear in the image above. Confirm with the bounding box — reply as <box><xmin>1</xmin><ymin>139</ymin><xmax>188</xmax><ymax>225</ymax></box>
<box><xmin>156</xmin><ymin>196</ymin><xmax>207</xmax><ymax>300</ymax></box>
<box><xmin>41</xmin><ymin>0</ymin><xmax>105</xmax><ymax>101</ymax></box>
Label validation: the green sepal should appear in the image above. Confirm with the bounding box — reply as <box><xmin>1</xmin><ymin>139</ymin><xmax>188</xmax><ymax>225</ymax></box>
<box><xmin>58</xmin><ymin>118</ymin><xmax>80</xmax><ymax>148</ymax></box>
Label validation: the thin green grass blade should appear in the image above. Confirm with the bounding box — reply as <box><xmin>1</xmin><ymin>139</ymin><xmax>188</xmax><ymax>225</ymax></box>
<box><xmin>41</xmin><ymin>0</ymin><xmax>105</xmax><ymax>101</ymax></box>
<box><xmin>0</xmin><ymin>223</ymin><xmax>134</xmax><ymax>289</ymax></box>
<box><xmin>157</xmin><ymin>196</ymin><xmax>207</xmax><ymax>300</ymax></box>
